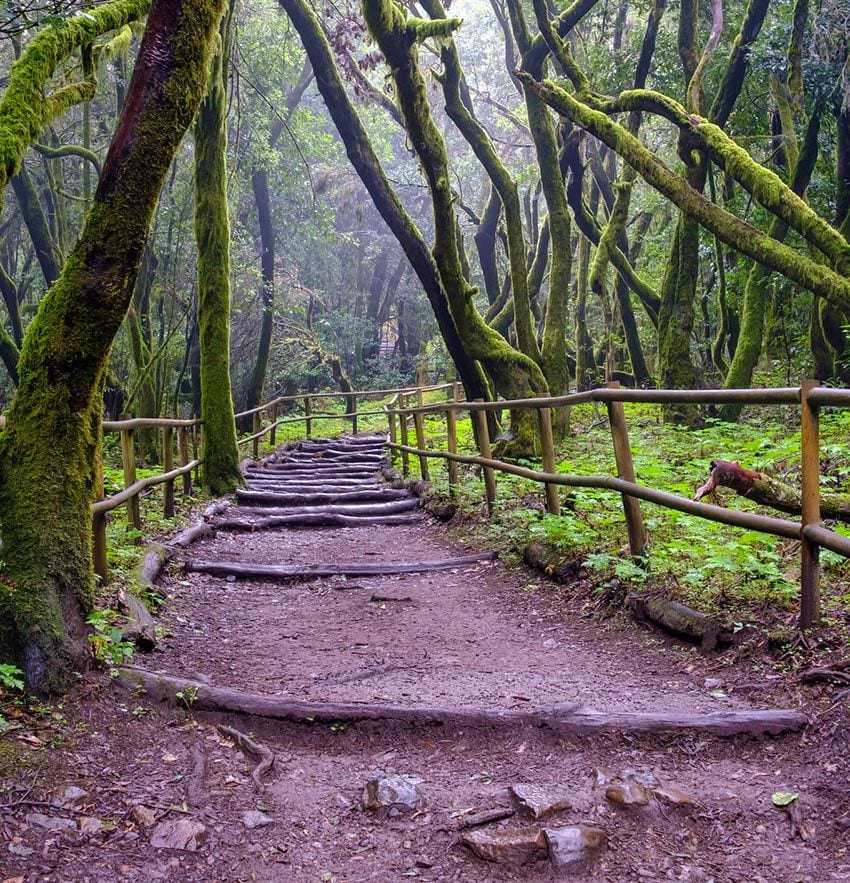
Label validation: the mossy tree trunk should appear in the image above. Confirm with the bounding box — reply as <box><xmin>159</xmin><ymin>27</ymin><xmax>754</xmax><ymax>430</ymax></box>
<box><xmin>278</xmin><ymin>0</ymin><xmax>488</xmax><ymax>405</ymax></box>
<box><xmin>194</xmin><ymin>1</ymin><xmax>241</xmax><ymax>496</ymax></box>
<box><xmin>0</xmin><ymin>0</ymin><xmax>226</xmax><ymax>691</ymax></box>
<box><xmin>363</xmin><ymin>1</ymin><xmax>548</xmax><ymax>453</ymax></box>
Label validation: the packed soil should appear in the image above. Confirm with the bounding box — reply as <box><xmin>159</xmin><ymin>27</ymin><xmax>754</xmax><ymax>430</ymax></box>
<box><xmin>2</xmin><ymin>439</ymin><xmax>849</xmax><ymax>882</ymax></box>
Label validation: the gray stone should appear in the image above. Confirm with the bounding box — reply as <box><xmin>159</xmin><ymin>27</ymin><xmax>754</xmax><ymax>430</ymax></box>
<box><xmin>149</xmin><ymin>818</ymin><xmax>207</xmax><ymax>851</ymax></box>
<box><xmin>652</xmin><ymin>785</ymin><xmax>696</xmax><ymax>807</ymax></box>
<box><xmin>243</xmin><ymin>810</ymin><xmax>275</xmax><ymax>830</ymax></box>
<box><xmin>79</xmin><ymin>817</ymin><xmax>105</xmax><ymax>836</ymax></box>
<box><xmin>605</xmin><ymin>781</ymin><xmax>650</xmax><ymax>807</ymax></box>
<box><xmin>461</xmin><ymin>826</ymin><xmax>547</xmax><ymax>865</ymax></box>
<box><xmin>55</xmin><ymin>786</ymin><xmax>88</xmax><ymax>806</ymax></box>
<box><xmin>510</xmin><ymin>784</ymin><xmax>572</xmax><ymax>820</ymax></box>
<box><xmin>8</xmin><ymin>843</ymin><xmax>35</xmax><ymax>857</ymax></box>
<box><xmin>544</xmin><ymin>825</ymin><xmax>607</xmax><ymax>871</ymax></box>
<box><xmin>362</xmin><ymin>775</ymin><xmax>424</xmax><ymax>812</ymax></box>
<box><xmin>130</xmin><ymin>805</ymin><xmax>158</xmax><ymax>827</ymax></box>
<box><xmin>25</xmin><ymin>813</ymin><xmax>77</xmax><ymax>833</ymax></box>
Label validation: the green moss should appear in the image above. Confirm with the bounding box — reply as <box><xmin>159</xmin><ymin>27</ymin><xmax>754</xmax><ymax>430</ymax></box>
<box><xmin>0</xmin><ymin>0</ymin><xmax>152</xmax><ymax>203</ymax></box>
<box><xmin>0</xmin><ymin>0</ymin><xmax>227</xmax><ymax>692</ymax></box>
<box><xmin>194</xmin><ymin>12</ymin><xmax>241</xmax><ymax>496</ymax></box>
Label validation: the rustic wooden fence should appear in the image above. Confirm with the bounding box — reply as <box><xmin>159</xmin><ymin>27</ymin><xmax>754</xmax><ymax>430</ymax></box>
<box><xmin>90</xmin><ymin>382</ymin><xmax>455</xmax><ymax>582</ymax></box>
<box><xmin>384</xmin><ymin>380</ymin><xmax>850</xmax><ymax>630</ymax></box>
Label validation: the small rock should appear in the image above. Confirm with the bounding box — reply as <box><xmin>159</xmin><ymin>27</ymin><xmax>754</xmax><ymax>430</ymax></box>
<box><xmin>243</xmin><ymin>811</ymin><xmax>274</xmax><ymax>830</ymax></box>
<box><xmin>605</xmin><ymin>782</ymin><xmax>650</xmax><ymax>807</ymax></box>
<box><xmin>25</xmin><ymin>813</ymin><xmax>77</xmax><ymax>833</ymax></box>
<box><xmin>542</xmin><ymin>638</ymin><xmax>558</xmax><ymax>649</ymax></box>
<box><xmin>652</xmin><ymin>785</ymin><xmax>696</xmax><ymax>807</ymax></box>
<box><xmin>362</xmin><ymin>775</ymin><xmax>424</xmax><ymax>812</ymax></box>
<box><xmin>55</xmin><ymin>786</ymin><xmax>87</xmax><ymax>806</ymax></box>
<box><xmin>130</xmin><ymin>805</ymin><xmax>158</xmax><ymax>827</ymax></box>
<box><xmin>593</xmin><ymin>767</ymin><xmax>616</xmax><ymax>787</ymax></box>
<box><xmin>544</xmin><ymin>825</ymin><xmax>607</xmax><ymax>871</ymax></box>
<box><xmin>704</xmin><ymin>677</ymin><xmax>723</xmax><ymax>690</ymax></box>
<box><xmin>510</xmin><ymin>784</ymin><xmax>572</xmax><ymax>820</ymax></box>
<box><xmin>7</xmin><ymin>843</ymin><xmax>34</xmax><ymax>857</ymax></box>
<box><xmin>149</xmin><ymin>818</ymin><xmax>207</xmax><ymax>851</ymax></box>
<box><xmin>225</xmin><ymin>575</ymin><xmax>236</xmax><ymax>583</ymax></box>
<box><xmin>78</xmin><ymin>817</ymin><xmax>104</xmax><ymax>836</ymax></box>
<box><xmin>461</xmin><ymin>826</ymin><xmax>547</xmax><ymax>865</ymax></box>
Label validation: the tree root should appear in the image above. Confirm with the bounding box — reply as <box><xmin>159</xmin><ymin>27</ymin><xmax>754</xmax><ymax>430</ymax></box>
<box><xmin>217</xmin><ymin>724</ymin><xmax>275</xmax><ymax>790</ymax></box>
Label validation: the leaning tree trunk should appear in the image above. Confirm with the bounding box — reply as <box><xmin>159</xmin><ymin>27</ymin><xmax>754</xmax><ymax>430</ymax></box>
<box><xmin>194</xmin><ymin>2</ymin><xmax>241</xmax><ymax>496</ymax></box>
<box><xmin>0</xmin><ymin>0</ymin><xmax>226</xmax><ymax>691</ymax></box>
<box><xmin>278</xmin><ymin>0</ymin><xmax>489</xmax><ymax>406</ymax></box>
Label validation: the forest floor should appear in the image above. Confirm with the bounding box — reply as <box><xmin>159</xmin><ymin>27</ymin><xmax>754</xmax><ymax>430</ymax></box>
<box><xmin>2</xmin><ymin>437</ymin><xmax>850</xmax><ymax>882</ymax></box>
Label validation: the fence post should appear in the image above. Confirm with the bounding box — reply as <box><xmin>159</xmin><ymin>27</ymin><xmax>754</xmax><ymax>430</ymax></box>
<box><xmin>304</xmin><ymin>396</ymin><xmax>312</xmax><ymax>437</ymax></box>
<box><xmin>800</xmin><ymin>379</ymin><xmax>821</xmax><ymax>628</ymax></box>
<box><xmin>162</xmin><ymin>426</ymin><xmax>175</xmax><ymax>518</ymax></box>
<box><xmin>398</xmin><ymin>394</ymin><xmax>410</xmax><ymax>477</ymax></box>
<box><xmin>119</xmin><ymin>414</ymin><xmax>141</xmax><ymax>538</ymax></box>
<box><xmin>472</xmin><ymin>402</ymin><xmax>496</xmax><ymax>514</ymax></box>
<box><xmin>192</xmin><ymin>424</ymin><xmax>201</xmax><ymax>485</ymax></box>
<box><xmin>387</xmin><ymin>406</ymin><xmax>398</xmax><ymax>465</ymax></box>
<box><xmin>413</xmin><ymin>410</ymin><xmax>430</xmax><ymax>482</ymax></box>
<box><xmin>252</xmin><ymin>409</ymin><xmax>261</xmax><ymax>459</ymax></box>
<box><xmin>452</xmin><ymin>381</ymin><xmax>460</xmax><ymax>403</ymax></box>
<box><xmin>537</xmin><ymin>407</ymin><xmax>560</xmax><ymax>515</ymax></box>
<box><xmin>446</xmin><ymin>406</ymin><xmax>458</xmax><ymax>494</ymax></box>
<box><xmin>417</xmin><ymin>387</ymin><xmax>424</xmax><ymax>409</ymax></box>
<box><xmin>92</xmin><ymin>455</ymin><xmax>108</xmax><ymax>584</ymax></box>
<box><xmin>351</xmin><ymin>393</ymin><xmax>358</xmax><ymax>435</ymax></box>
<box><xmin>269</xmin><ymin>401</ymin><xmax>278</xmax><ymax>448</ymax></box>
<box><xmin>178</xmin><ymin>426</ymin><xmax>192</xmax><ymax>496</ymax></box>
<box><xmin>604</xmin><ymin>382</ymin><xmax>647</xmax><ymax>557</ymax></box>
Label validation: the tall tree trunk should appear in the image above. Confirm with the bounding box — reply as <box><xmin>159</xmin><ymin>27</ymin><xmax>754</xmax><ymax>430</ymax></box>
<box><xmin>278</xmin><ymin>0</ymin><xmax>489</xmax><ymax>405</ymax></box>
<box><xmin>242</xmin><ymin>166</ymin><xmax>275</xmax><ymax>421</ymax></box>
<box><xmin>194</xmin><ymin>1</ymin><xmax>241</xmax><ymax>495</ymax></box>
<box><xmin>0</xmin><ymin>0</ymin><xmax>226</xmax><ymax>691</ymax></box>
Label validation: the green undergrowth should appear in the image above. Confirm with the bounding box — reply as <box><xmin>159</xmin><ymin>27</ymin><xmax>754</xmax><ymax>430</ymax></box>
<box><xmin>407</xmin><ymin>400</ymin><xmax>850</xmax><ymax>635</ymax></box>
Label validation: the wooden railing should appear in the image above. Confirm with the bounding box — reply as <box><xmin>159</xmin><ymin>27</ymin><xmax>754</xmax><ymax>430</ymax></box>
<box><xmin>90</xmin><ymin>382</ymin><xmax>456</xmax><ymax>582</ymax></box>
<box><xmin>384</xmin><ymin>380</ymin><xmax>850</xmax><ymax>630</ymax></box>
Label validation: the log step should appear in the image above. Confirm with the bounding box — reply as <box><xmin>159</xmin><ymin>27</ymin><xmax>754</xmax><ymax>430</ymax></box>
<box><xmin>215</xmin><ymin>512</ymin><xmax>424</xmax><ymax>531</ymax></box>
<box><xmin>120</xmin><ymin>668</ymin><xmax>808</xmax><ymax>738</ymax></box>
<box><xmin>229</xmin><ymin>498</ymin><xmax>420</xmax><ymax>518</ymax></box>
<box><xmin>186</xmin><ymin>552</ymin><xmax>497</xmax><ymax>580</ymax></box>
<box><xmin>235</xmin><ymin>488</ymin><xmax>410</xmax><ymax>507</ymax></box>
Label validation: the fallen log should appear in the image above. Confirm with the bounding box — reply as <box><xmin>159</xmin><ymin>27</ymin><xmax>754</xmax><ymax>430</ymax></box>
<box><xmin>203</xmin><ymin>500</ymin><xmax>231</xmax><ymax>520</ymax></box>
<box><xmin>168</xmin><ymin>522</ymin><xmax>215</xmax><ymax>549</ymax></box>
<box><xmin>523</xmin><ymin>542</ymin><xmax>584</xmax><ymax>583</ymax></box>
<box><xmin>119</xmin><ymin>668</ymin><xmax>807</xmax><ymax>737</ymax></box>
<box><xmin>236</xmin><ymin>488</ymin><xmax>410</xmax><ymax>506</ymax></box>
<box><xmin>695</xmin><ymin>459</ymin><xmax>850</xmax><ymax>523</ymax></box>
<box><xmin>118</xmin><ymin>590</ymin><xmax>157</xmax><ymax>650</ymax></box>
<box><xmin>228</xmin><ymin>499</ymin><xmax>420</xmax><ymax>519</ymax></box>
<box><xmin>629</xmin><ymin>595</ymin><xmax>733</xmax><ymax>651</ymax></box>
<box><xmin>185</xmin><ymin>552</ymin><xmax>497</xmax><ymax>580</ymax></box>
<box><xmin>214</xmin><ymin>512</ymin><xmax>424</xmax><ymax>530</ymax></box>
<box><xmin>136</xmin><ymin>544</ymin><xmax>171</xmax><ymax>592</ymax></box>
<box><xmin>286</xmin><ymin>451</ymin><xmax>384</xmax><ymax>463</ymax></box>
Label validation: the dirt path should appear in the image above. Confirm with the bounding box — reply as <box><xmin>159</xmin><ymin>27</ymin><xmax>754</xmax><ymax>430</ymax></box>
<box><xmin>2</xmin><ymin>437</ymin><xmax>848</xmax><ymax>882</ymax></box>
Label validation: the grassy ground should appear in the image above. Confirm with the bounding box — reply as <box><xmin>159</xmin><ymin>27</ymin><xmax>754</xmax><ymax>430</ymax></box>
<box><xmin>385</xmin><ymin>397</ymin><xmax>850</xmax><ymax>653</ymax></box>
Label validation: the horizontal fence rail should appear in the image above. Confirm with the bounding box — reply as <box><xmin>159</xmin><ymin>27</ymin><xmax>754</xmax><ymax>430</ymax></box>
<box><xmin>383</xmin><ymin>380</ymin><xmax>850</xmax><ymax>631</ymax></box>
<box><xmin>86</xmin><ymin>382</ymin><xmax>456</xmax><ymax>583</ymax></box>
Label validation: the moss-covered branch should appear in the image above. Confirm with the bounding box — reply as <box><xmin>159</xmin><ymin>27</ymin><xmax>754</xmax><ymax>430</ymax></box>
<box><xmin>278</xmin><ymin>0</ymin><xmax>488</xmax><ymax>404</ymax></box>
<box><xmin>524</xmin><ymin>76</ymin><xmax>850</xmax><ymax>314</ymax></box>
<box><xmin>0</xmin><ymin>0</ymin><xmax>151</xmax><ymax>207</ymax></box>
<box><xmin>421</xmin><ymin>0</ymin><xmax>541</xmax><ymax>369</ymax></box>
<box><xmin>363</xmin><ymin>0</ymin><xmax>547</xmax><ymax>448</ymax></box>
